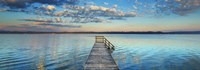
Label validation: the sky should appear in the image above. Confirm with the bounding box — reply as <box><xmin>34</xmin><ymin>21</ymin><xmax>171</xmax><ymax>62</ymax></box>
<box><xmin>0</xmin><ymin>0</ymin><xmax>200</xmax><ymax>32</ymax></box>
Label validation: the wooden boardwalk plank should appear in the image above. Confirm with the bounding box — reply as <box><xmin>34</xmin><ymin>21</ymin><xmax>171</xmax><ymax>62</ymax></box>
<box><xmin>84</xmin><ymin>43</ymin><xmax>119</xmax><ymax>70</ymax></box>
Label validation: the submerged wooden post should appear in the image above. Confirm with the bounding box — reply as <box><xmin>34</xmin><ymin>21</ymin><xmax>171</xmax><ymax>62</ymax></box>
<box><xmin>84</xmin><ymin>36</ymin><xmax>119</xmax><ymax>70</ymax></box>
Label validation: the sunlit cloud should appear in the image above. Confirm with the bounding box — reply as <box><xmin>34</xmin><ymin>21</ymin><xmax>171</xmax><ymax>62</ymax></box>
<box><xmin>41</xmin><ymin>5</ymin><xmax>56</xmax><ymax>11</ymax></box>
<box><xmin>0</xmin><ymin>1</ymin><xmax>137</xmax><ymax>23</ymax></box>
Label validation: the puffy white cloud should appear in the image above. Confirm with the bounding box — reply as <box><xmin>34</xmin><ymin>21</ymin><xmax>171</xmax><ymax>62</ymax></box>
<box><xmin>1</xmin><ymin>1</ymin><xmax>137</xmax><ymax>23</ymax></box>
<box><xmin>54</xmin><ymin>5</ymin><xmax>137</xmax><ymax>22</ymax></box>
<box><xmin>42</xmin><ymin>5</ymin><xmax>56</xmax><ymax>11</ymax></box>
<box><xmin>106</xmin><ymin>8</ymin><xmax>117</xmax><ymax>13</ymax></box>
<box><xmin>47</xmin><ymin>5</ymin><xmax>56</xmax><ymax>10</ymax></box>
<box><xmin>56</xmin><ymin>4</ymin><xmax>136</xmax><ymax>20</ymax></box>
<box><xmin>73</xmin><ymin>6</ymin><xmax>85</xmax><ymax>10</ymax></box>
<box><xmin>89</xmin><ymin>5</ymin><xmax>109</xmax><ymax>11</ymax></box>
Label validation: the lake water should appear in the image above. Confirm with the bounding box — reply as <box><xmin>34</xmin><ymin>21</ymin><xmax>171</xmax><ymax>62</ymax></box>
<box><xmin>0</xmin><ymin>34</ymin><xmax>200</xmax><ymax>70</ymax></box>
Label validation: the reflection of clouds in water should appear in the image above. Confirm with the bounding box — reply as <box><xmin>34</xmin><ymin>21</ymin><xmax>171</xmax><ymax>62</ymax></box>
<box><xmin>120</xmin><ymin>53</ymin><xmax>127</xmax><ymax>64</ymax></box>
<box><xmin>114</xmin><ymin>53</ymin><xmax>127</xmax><ymax>65</ymax></box>
<box><xmin>37</xmin><ymin>55</ymin><xmax>45</xmax><ymax>70</ymax></box>
<box><xmin>110</xmin><ymin>34</ymin><xmax>200</xmax><ymax>70</ymax></box>
<box><xmin>0</xmin><ymin>34</ymin><xmax>94</xmax><ymax>69</ymax></box>
<box><xmin>0</xmin><ymin>34</ymin><xmax>200</xmax><ymax>70</ymax></box>
<box><xmin>133</xmin><ymin>54</ymin><xmax>141</xmax><ymax>64</ymax></box>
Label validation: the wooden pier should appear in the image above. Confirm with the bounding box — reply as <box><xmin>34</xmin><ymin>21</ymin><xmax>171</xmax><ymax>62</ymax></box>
<box><xmin>84</xmin><ymin>36</ymin><xmax>119</xmax><ymax>70</ymax></box>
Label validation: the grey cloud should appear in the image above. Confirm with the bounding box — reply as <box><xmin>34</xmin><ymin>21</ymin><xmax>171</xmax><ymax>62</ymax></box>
<box><xmin>108</xmin><ymin>17</ymin><xmax>125</xmax><ymax>20</ymax></box>
<box><xmin>155</xmin><ymin>0</ymin><xmax>200</xmax><ymax>16</ymax></box>
<box><xmin>19</xmin><ymin>18</ymin><xmax>81</xmax><ymax>28</ymax></box>
<box><xmin>20</xmin><ymin>18</ymin><xmax>54</xmax><ymax>23</ymax></box>
<box><xmin>0</xmin><ymin>0</ymin><xmax>32</xmax><ymax>8</ymax></box>
<box><xmin>0</xmin><ymin>0</ymin><xmax>79</xmax><ymax>8</ymax></box>
<box><xmin>0</xmin><ymin>22</ymin><xmax>81</xmax><ymax>32</ymax></box>
<box><xmin>0</xmin><ymin>24</ymin><xmax>58</xmax><ymax>32</ymax></box>
<box><xmin>0</xmin><ymin>8</ymin><xmax>7</xmax><ymax>12</ymax></box>
<box><xmin>19</xmin><ymin>17</ymin><xmax>66</xmax><ymax>23</ymax></box>
<box><xmin>39</xmin><ymin>24</ymin><xmax>81</xmax><ymax>28</ymax></box>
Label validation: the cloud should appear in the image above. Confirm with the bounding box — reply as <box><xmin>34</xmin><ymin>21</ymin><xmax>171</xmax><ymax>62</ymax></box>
<box><xmin>1</xmin><ymin>0</ymin><xmax>199</xmax><ymax>17</ymax></box>
<box><xmin>155</xmin><ymin>0</ymin><xmax>200</xmax><ymax>16</ymax></box>
<box><xmin>19</xmin><ymin>18</ymin><xmax>81</xmax><ymax>28</ymax></box>
<box><xmin>1</xmin><ymin>1</ymin><xmax>137</xmax><ymax>23</ymax></box>
<box><xmin>20</xmin><ymin>17</ymin><xmax>106</xmax><ymax>24</ymax></box>
<box><xmin>89</xmin><ymin>5</ymin><xmax>108</xmax><ymax>11</ymax></box>
<box><xmin>0</xmin><ymin>21</ymin><xmax>82</xmax><ymax>32</ymax></box>
<box><xmin>70</xmin><ymin>5</ymin><xmax>137</xmax><ymax>18</ymax></box>
<box><xmin>0</xmin><ymin>23</ymin><xmax>58</xmax><ymax>32</ymax></box>
<box><xmin>32</xmin><ymin>0</ymin><xmax>79</xmax><ymax>5</ymax></box>
<box><xmin>125</xmin><ymin>12</ymin><xmax>137</xmax><ymax>17</ymax></box>
<box><xmin>39</xmin><ymin>24</ymin><xmax>81</xmax><ymax>28</ymax></box>
<box><xmin>20</xmin><ymin>18</ymin><xmax>54</xmax><ymax>23</ymax></box>
<box><xmin>29</xmin><ymin>4</ymin><xmax>137</xmax><ymax>23</ymax></box>
<box><xmin>20</xmin><ymin>17</ymin><xmax>67</xmax><ymax>23</ymax></box>
<box><xmin>108</xmin><ymin>17</ymin><xmax>125</xmax><ymax>20</ymax></box>
<box><xmin>42</xmin><ymin>5</ymin><xmax>56</xmax><ymax>11</ymax></box>
<box><xmin>132</xmin><ymin>5</ymin><xmax>138</xmax><ymax>9</ymax></box>
<box><xmin>0</xmin><ymin>8</ymin><xmax>7</xmax><ymax>12</ymax></box>
<box><xmin>113</xmin><ymin>4</ymin><xmax>118</xmax><ymax>8</ymax></box>
<box><xmin>70</xmin><ymin>17</ymin><xmax>109</xmax><ymax>23</ymax></box>
<box><xmin>0</xmin><ymin>0</ymin><xmax>32</xmax><ymax>8</ymax></box>
<box><xmin>0</xmin><ymin>0</ymin><xmax>79</xmax><ymax>8</ymax></box>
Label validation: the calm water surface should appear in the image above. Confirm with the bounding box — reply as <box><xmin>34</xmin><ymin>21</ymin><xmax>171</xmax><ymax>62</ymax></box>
<box><xmin>0</xmin><ymin>34</ymin><xmax>200</xmax><ymax>70</ymax></box>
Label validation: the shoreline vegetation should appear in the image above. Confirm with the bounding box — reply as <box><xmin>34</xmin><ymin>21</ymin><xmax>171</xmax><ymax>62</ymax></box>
<box><xmin>0</xmin><ymin>31</ymin><xmax>200</xmax><ymax>34</ymax></box>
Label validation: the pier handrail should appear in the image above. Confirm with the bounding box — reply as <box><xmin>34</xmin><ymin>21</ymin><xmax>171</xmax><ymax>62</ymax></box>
<box><xmin>95</xmin><ymin>36</ymin><xmax>115</xmax><ymax>50</ymax></box>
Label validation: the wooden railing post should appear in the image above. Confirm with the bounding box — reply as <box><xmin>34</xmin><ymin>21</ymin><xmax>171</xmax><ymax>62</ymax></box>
<box><xmin>96</xmin><ymin>36</ymin><xmax>97</xmax><ymax>43</ymax></box>
<box><xmin>95</xmin><ymin>36</ymin><xmax>115</xmax><ymax>51</ymax></box>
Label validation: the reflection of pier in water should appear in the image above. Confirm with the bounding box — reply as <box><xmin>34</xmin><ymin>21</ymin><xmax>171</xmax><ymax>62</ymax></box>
<box><xmin>84</xmin><ymin>36</ymin><xmax>119</xmax><ymax>70</ymax></box>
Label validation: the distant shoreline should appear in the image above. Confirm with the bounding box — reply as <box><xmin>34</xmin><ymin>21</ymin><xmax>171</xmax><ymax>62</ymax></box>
<box><xmin>0</xmin><ymin>31</ymin><xmax>200</xmax><ymax>34</ymax></box>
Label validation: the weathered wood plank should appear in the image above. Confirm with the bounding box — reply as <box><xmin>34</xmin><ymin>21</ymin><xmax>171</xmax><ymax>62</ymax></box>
<box><xmin>84</xmin><ymin>42</ymin><xmax>119</xmax><ymax>70</ymax></box>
